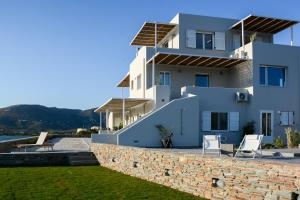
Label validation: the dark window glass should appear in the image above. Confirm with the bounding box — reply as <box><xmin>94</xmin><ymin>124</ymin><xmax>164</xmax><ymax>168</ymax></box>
<box><xmin>211</xmin><ymin>112</ymin><xmax>218</xmax><ymax>130</ymax></box>
<box><xmin>195</xmin><ymin>75</ymin><xmax>209</xmax><ymax>87</ymax></box>
<box><xmin>267</xmin><ymin>67</ymin><xmax>285</xmax><ymax>87</ymax></box>
<box><xmin>211</xmin><ymin>112</ymin><xmax>228</xmax><ymax>130</ymax></box>
<box><xmin>205</xmin><ymin>34</ymin><xmax>213</xmax><ymax>50</ymax></box>
<box><xmin>159</xmin><ymin>73</ymin><xmax>164</xmax><ymax>85</ymax></box>
<box><xmin>260</xmin><ymin>67</ymin><xmax>266</xmax><ymax>85</ymax></box>
<box><xmin>219</xmin><ymin>113</ymin><xmax>228</xmax><ymax>130</ymax></box>
<box><xmin>196</xmin><ymin>33</ymin><xmax>203</xmax><ymax>49</ymax></box>
<box><xmin>164</xmin><ymin>73</ymin><xmax>170</xmax><ymax>85</ymax></box>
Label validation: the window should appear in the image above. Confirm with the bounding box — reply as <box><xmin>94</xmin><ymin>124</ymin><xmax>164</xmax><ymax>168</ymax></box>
<box><xmin>211</xmin><ymin>112</ymin><xmax>228</xmax><ymax>131</ymax></box>
<box><xmin>280</xmin><ymin>111</ymin><xmax>294</xmax><ymax>126</ymax></box>
<box><xmin>196</xmin><ymin>32</ymin><xmax>213</xmax><ymax>50</ymax></box>
<box><xmin>131</xmin><ymin>80</ymin><xmax>134</xmax><ymax>90</ymax></box>
<box><xmin>260</xmin><ymin>66</ymin><xmax>286</xmax><ymax>87</ymax></box>
<box><xmin>136</xmin><ymin>75</ymin><xmax>141</xmax><ymax>90</ymax></box>
<box><xmin>159</xmin><ymin>72</ymin><xmax>170</xmax><ymax>86</ymax></box>
<box><xmin>195</xmin><ymin>74</ymin><xmax>209</xmax><ymax>87</ymax></box>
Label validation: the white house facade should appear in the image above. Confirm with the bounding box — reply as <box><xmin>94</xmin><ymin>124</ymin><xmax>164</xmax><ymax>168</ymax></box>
<box><xmin>92</xmin><ymin>13</ymin><xmax>299</xmax><ymax>147</ymax></box>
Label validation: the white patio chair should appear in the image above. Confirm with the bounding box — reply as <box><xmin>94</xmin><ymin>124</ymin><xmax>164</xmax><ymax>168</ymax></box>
<box><xmin>235</xmin><ymin>134</ymin><xmax>263</xmax><ymax>159</ymax></box>
<box><xmin>202</xmin><ymin>135</ymin><xmax>221</xmax><ymax>156</ymax></box>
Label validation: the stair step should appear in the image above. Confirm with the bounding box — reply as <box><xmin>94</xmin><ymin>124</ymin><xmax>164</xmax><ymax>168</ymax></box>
<box><xmin>68</xmin><ymin>155</ymin><xmax>96</xmax><ymax>161</ymax></box>
<box><xmin>69</xmin><ymin>160</ymin><xmax>99</xmax><ymax>166</ymax></box>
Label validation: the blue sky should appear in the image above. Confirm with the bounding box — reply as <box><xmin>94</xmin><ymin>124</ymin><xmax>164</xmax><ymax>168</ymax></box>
<box><xmin>0</xmin><ymin>0</ymin><xmax>299</xmax><ymax>110</ymax></box>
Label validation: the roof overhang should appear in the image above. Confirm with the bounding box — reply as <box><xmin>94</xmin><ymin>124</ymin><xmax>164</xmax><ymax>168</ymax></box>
<box><xmin>230</xmin><ymin>15</ymin><xmax>298</xmax><ymax>34</ymax></box>
<box><xmin>131</xmin><ymin>22</ymin><xmax>177</xmax><ymax>46</ymax></box>
<box><xmin>94</xmin><ymin>98</ymin><xmax>151</xmax><ymax>113</ymax></box>
<box><xmin>116</xmin><ymin>72</ymin><xmax>130</xmax><ymax>87</ymax></box>
<box><xmin>147</xmin><ymin>52</ymin><xmax>249</xmax><ymax>68</ymax></box>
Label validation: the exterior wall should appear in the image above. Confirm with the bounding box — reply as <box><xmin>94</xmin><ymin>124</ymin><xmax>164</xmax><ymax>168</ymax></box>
<box><xmin>154</xmin><ymin>64</ymin><xmax>250</xmax><ymax>99</ymax></box>
<box><xmin>91</xmin><ymin>144</ymin><xmax>300</xmax><ymax>200</ymax></box>
<box><xmin>182</xmin><ymin>86</ymin><xmax>250</xmax><ymax>145</ymax></box>
<box><xmin>118</xmin><ymin>95</ymin><xmax>200</xmax><ymax>147</ymax></box>
<box><xmin>249</xmin><ymin>43</ymin><xmax>300</xmax><ymax>143</ymax></box>
<box><xmin>129</xmin><ymin>46</ymin><xmax>148</xmax><ymax>98</ymax></box>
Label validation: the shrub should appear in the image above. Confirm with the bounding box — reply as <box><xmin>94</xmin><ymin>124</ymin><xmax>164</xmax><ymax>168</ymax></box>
<box><xmin>262</xmin><ymin>143</ymin><xmax>275</xmax><ymax>149</ymax></box>
<box><xmin>285</xmin><ymin>127</ymin><xmax>300</xmax><ymax>148</ymax></box>
<box><xmin>242</xmin><ymin>121</ymin><xmax>256</xmax><ymax>136</ymax></box>
<box><xmin>76</xmin><ymin>130</ymin><xmax>91</xmax><ymax>137</ymax></box>
<box><xmin>274</xmin><ymin>136</ymin><xmax>284</xmax><ymax>149</ymax></box>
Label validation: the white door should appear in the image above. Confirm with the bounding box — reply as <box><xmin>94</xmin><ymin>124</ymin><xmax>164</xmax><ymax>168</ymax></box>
<box><xmin>260</xmin><ymin>110</ymin><xmax>273</xmax><ymax>143</ymax></box>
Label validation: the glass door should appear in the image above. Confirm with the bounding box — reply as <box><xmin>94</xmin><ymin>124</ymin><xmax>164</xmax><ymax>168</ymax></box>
<box><xmin>260</xmin><ymin>110</ymin><xmax>273</xmax><ymax>143</ymax></box>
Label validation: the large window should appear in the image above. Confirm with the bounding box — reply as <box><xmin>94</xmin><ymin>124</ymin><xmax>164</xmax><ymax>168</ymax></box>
<box><xmin>159</xmin><ymin>72</ymin><xmax>170</xmax><ymax>86</ymax></box>
<box><xmin>195</xmin><ymin>74</ymin><xmax>209</xmax><ymax>87</ymax></box>
<box><xmin>196</xmin><ymin>32</ymin><xmax>213</xmax><ymax>50</ymax></box>
<box><xmin>260</xmin><ymin>66</ymin><xmax>286</xmax><ymax>87</ymax></box>
<box><xmin>211</xmin><ymin>112</ymin><xmax>228</xmax><ymax>131</ymax></box>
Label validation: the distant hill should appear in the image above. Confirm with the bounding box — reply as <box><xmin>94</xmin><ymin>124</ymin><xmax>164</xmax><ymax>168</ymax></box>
<box><xmin>0</xmin><ymin>105</ymin><xmax>101</xmax><ymax>135</ymax></box>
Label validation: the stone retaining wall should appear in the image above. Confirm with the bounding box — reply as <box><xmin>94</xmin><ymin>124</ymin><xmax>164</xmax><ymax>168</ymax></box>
<box><xmin>91</xmin><ymin>143</ymin><xmax>300</xmax><ymax>200</ymax></box>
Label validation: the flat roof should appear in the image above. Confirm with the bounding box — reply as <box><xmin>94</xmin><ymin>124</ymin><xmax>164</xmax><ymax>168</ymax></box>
<box><xmin>131</xmin><ymin>22</ymin><xmax>177</xmax><ymax>46</ymax></box>
<box><xmin>147</xmin><ymin>52</ymin><xmax>249</xmax><ymax>68</ymax></box>
<box><xmin>230</xmin><ymin>15</ymin><xmax>298</xmax><ymax>34</ymax></box>
<box><xmin>116</xmin><ymin>73</ymin><xmax>130</xmax><ymax>87</ymax></box>
<box><xmin>94</xmin><ymin>98</ymin><xmax>150</xmax><ymax>113</ymax></box>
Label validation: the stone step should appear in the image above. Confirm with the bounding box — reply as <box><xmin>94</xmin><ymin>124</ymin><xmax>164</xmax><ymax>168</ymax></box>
<box><xmin>68</xmin><ymin>155</ymin><xmax>96</xmax><ymax>161</ymax></box>
<box><xmin>69</xmin><ymin>159</ymin><xmax>99</xmax><ymax>166</ymax></box>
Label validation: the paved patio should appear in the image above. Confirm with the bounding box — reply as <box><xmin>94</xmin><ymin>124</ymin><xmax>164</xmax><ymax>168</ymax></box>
<box><xmin>13</xmin><ymin>137</ymin><xmax>91</xmax><ymax>152</ymax></box>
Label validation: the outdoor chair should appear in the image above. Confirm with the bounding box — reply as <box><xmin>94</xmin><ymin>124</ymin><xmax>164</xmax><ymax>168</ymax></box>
<box><xmin>202</xmin><ymin>135</ymin><xmax>221</xmax><ymax>156</ymax></box>
<box><xmin>16</xmin><ymin>132</ymin><xmax>54</xmax><ymax>152</ymax></box>
<box><xmin>235</xmin><ymin>134</ymin><xmax>263</xmax><ymax>159</ymax></box>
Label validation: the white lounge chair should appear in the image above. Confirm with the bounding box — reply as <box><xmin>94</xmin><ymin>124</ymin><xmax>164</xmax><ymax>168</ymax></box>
<box><xmin>235</xmin><ymin>134</ymin><xmax>263</xmax><ymax>159</ymax></box>
<box><xmin>17</xmin><ymin>132</ymin><xmax>54</xmax><ymax>152</ymax></box>
<box><xmin>202</xmin><ymin>135</ymin><xmax>221</xmax><ymax>156</ymax></box>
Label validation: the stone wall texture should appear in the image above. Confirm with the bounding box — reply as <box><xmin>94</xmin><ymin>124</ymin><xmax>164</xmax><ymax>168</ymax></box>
<box><xmin>91</xmin><ymin>143</ymin><xmax>300</xmax><ymax>200</ymax></box>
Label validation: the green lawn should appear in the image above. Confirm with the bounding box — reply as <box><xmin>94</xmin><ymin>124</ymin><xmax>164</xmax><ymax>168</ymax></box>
<box><xmin>0</xmin><ymin>166</ymin><xmax>204</xmax><ymax>200</ymax></box>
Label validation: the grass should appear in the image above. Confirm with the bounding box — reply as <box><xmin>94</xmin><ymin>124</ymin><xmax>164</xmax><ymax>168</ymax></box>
<box><xmin>0</xmin><ymin>166</ymin><xmax>204</xmax><ymax>200</ymax></box>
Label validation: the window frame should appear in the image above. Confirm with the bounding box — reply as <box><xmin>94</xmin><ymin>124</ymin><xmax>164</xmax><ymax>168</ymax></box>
<box><xmin>159</xmin><ymin>71</ymin><xmax>171</xmax><ymax>86</ymax></box>
<box><xmin>196</xmin><ymin>31</ymin><xmax>214</xmax><ymax>50</ymax></box>
<box><xmin>211</xmin><ymin>112</ymin><xmax>229</xmax><ymax>131</ymax></box>
<box><xmin>259</xmin><ymin>65</ymin><xmax>287</xmax><ymax>87</ymax></box>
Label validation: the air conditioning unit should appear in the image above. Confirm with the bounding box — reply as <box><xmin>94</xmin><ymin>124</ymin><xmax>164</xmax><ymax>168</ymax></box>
<box><xmin>236</xmin><ymin>92</ymin><xmax>248</xmax><ymax>102</ymax></box>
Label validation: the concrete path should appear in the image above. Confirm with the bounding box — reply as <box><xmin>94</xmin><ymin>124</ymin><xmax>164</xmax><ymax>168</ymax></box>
<box><xmin>36</xmin><ymin>137</ymin><xmax>91</xmax><ymax>152</ymax></box>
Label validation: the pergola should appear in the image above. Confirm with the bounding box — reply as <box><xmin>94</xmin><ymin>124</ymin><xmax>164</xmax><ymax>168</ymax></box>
<box><xmin>147</xmin><ymin>52</ymin><xmax>249</xmax><ymax>68</ymax></box>
<box><xmin>230</xmin><ymin>15</ymin><xmax>298</xmax><ymax>54</ymax></box>
<box><xmin>131</xmin><ymin>22</ymin><xmax>177</xmax><ymax>87</ymax></box>
<box><xmin>94</xmin><ymin>98</ymin><xmax>150</xmax><ymax>131</ymax></box>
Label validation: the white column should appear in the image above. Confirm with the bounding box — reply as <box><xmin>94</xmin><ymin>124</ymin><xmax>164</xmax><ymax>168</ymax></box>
<box><xmin>105</xmin><ymin>109</ymin><xmax>109</xmax><ymax>131</ymax></box>
<box><xmin>152</xmin><ymin>22</ymin><xmax>157</xmax><ymax>86</ymax></box>
<box><xmin>290</xmin><ymin>26</ymin><xmax>294</xmax><ymax>46</ymax></box>
<box><xmin>99</xmin><ymin>112</ymin><xmax>102</xmax><ymax>134</ymax></box>
<box><xmin>241</xmin><ymin>20</ymin><xmax>245</xmax><ymax>58</ymax></box>
<box><xmin>122</xmin><ymin>87</ymin><xmax>125</xmax><ymax>128</ymax></box>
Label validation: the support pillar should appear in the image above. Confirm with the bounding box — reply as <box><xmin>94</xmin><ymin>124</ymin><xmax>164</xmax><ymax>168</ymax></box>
<box><xmin>152</xmin><ymin>22</ymin><xmax>157</xmax><ymax>86</ymax></box>
<box><xmin>241</xmin><ymin>20</ymin><xmax>245</xmax><ymax>58</ymax></box>
<box><xmin>290</xmin><ymin>26</ymin><xmax>294</xmax><ymax>46</ymax></box>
